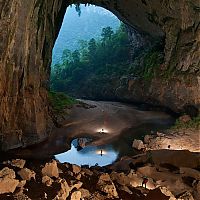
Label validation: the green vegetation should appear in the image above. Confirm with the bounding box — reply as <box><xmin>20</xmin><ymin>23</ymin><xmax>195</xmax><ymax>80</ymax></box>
<box><xmin>129</xmin><ymin>42</ymin><xmax>164</xmax><ymax>80</ymax></box>
<box><xmin>48</xmin><ymin>91</ymin><xmax>77</xmax><ymax>112</ymax></box>
<box><xmin>172</xmin><ymin>116</ymin><xmax>200</xmax><ymax>129</ymax></box>
<box><xmin>51</xmin><ymin>22</ymin><xmax>164</xmax><ymax>97</ymax></box>
<box><xmin>51</xmin><ymin>24</ymin><xmax>131</xmax><ymax>95</ymax></box>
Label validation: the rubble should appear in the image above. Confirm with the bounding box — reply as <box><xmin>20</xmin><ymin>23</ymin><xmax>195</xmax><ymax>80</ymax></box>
<box><xmin>0</xmin><ymin>167</ymin><xmax>19</xmax><ymax>194</ymax></box>
<box><xmin>42</xmin><ymin>160</ymin><xmax>59</xmax><ymax>178</ymax></box>
<box><xmin>18</xmin><ymin>168</ymin><xmax>36</xmax><ymax>181</ymax></box>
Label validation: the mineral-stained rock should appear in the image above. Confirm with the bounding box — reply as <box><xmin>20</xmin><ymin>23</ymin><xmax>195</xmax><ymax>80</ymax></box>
<box><xmin>70</xmin><ymin>191</ymin><xmax>82</xmax><ymax>200</ymax></box>
<box><xmin>42</xmin><ymin>160</ymin><xmax>59</xmax><ymax>178</ymax></box>
<box><xmin>42</xmin><ymin>175</ymin><xmax>53</xmax><ymax>186</ymax></box>
<box><xmin>72</xmin><ymin>164</ymin><xmax>81</xmax><ymax>175</ymax></box>
<box><xmin>11</xmin><ymin>159</ymin><xmax>26</xmax><ymax>169</ymax></box>
<box><xmin>0</xmin><ymin>167</ymin><xmax>19</xmax><ymax>194</ymax></box>
<box><xmin>132</xmin><ymin>139</ymin><xmax>145</xmax><ymax>150</ymax></box>
<box><xmin>18</xmin><ymin>168</ymin><xmax>36</xmax><ymax>181</ymax></box>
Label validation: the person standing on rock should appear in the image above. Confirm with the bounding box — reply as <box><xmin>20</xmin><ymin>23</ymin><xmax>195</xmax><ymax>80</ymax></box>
<box><xmin>142</xmin><ymin>176</ymin><xmax>148</xmax><ymax>189</ymax></box>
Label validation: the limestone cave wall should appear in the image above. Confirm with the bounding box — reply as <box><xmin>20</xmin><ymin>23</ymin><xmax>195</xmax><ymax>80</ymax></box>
<box><xmin>0</xmin><ymin>0</ymin><xmax>199</xmax><ymax>150</ymax></box>
<box><xmin>0</xmin><ymin>0</ymin><xmax>67</xmax><ymax>150</ymax></box>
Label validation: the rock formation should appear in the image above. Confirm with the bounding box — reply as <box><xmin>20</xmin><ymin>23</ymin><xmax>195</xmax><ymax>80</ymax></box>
<box><xmin>0</xmin><ymin>153</ymin><xmax>199</xmax><ymax>199</ymax></box>
<box><xmin>0</xmin><ymin>0</ymin><xmax>199</xmax><ymax>150</ymax></box>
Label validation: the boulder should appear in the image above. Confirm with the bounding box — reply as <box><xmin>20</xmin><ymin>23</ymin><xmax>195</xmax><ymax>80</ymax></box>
<box><xmin>18</xmin><ymin>168</ymin><xmax>36</xmax><ymax>181</ymax></box>
<box><xmin>54</xmin><ymin>178</ymin><xmax>70</xmax><ymax>200</ymax></box>
<box><xmin>72</xmin><ymin>164</ymin><xmax>81</xmax><ymax>175</ymax></box>
<box><xmin>0</xmin><ymin>167</ymin><xmax>16</xmax><ymax>179</ymax></box>
<box><xmin>144</xmin><ymin>135</ymin><xmax>153</xmax><ymax>144</ymax></box>
<box><xmin>100</xmin><ymin>184</ymin><xmax>119</xmax><ymax>198</ymax></box>
<box><xmin>42</xmin><ymin>160</ymin><xmax>59</xmax><ymax>178</ymax></box>
<box><xmin>11</xmin><ymin>159</ymin><xmax>26</xmax><ymax>168</ymax></box>
<box><xmin>132</xmin><ymin>139</ymin><xmax>145</xmax><ymax>150</ymax></box>
<box><xmin>71</xmin><ymin>191</ymin><xmax>81</xmax><ymax>200</ymax></box>
<box><xmin>0</xmin><ymin>167</ymin><xmax>19</xmax><ymax>194</ymax></box>
<box><xmin>128</xmin><ymin>170</ymin><xmax>143</xmax><ymax>188</ymax></box>
<box><xmin>42</xmin><ymin>175</ymin><xmax>53</xmax><ymax>186</ymax></box>
<box><xmin>110</xmin><ymin>172</ymin><xmax>131</xmax><ymax>186</ymax></box>
<box><xmin>97</xmin><ymin>173</ymin><xmax>118</xmax><ymax>198</ymax></box>
<box><xmin>0</xmin><ymin>177</ymin><xmax>19</xmax><ymax>194</ymax></box>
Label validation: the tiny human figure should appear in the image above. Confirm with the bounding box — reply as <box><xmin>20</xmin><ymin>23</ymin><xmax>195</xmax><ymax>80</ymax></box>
<box><xmin>100</xmin><ymin>149</ymin><xmax>103</xmax><ymax>156</ymax></box>
<box><xmin>99</xmin><ymin>129</ymin><xmax>104</xmax><ymax>134</ymax></box>
<box><xmin>142</xmin><ymin>177</ymin><xmax>148</xmax><ymax>189</ymax></box>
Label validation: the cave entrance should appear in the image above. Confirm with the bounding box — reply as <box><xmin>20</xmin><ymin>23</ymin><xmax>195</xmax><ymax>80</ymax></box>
<box><xmin>50</xmin><ymin>4</ymin><xmax>132</xmax><ymax>100</ymax></box>
<box><xmin>50</xmin><ymin>4</ymin><xmax>165</xmax><ymax>102</ymax></box>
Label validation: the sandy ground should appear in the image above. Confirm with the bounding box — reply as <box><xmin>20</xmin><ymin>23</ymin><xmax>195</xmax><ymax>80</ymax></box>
<box><xmin>7</xmin><ymin>100</ymin><xmax>174</xmax><ymax>159</ymax></box>
<box><xmin>60</xmin><ymin>100</ymin><xmax>174</xmax><ymax>146</ymax></box>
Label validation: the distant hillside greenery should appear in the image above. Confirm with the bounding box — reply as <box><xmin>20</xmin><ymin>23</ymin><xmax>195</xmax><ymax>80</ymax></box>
<box><xmin>50</xmin><ymin>24</ymin><xmax>131</xmax><ymax>96</ymax></box>
<box><xmin>52</xmin><ymin>5</ymin><xmax>120</xmax><ymax>64</ymax></box>
<box><xmin>51</xmin><ymin>22</ymin><xmax>164</xmax><ymax>99</ymax></box>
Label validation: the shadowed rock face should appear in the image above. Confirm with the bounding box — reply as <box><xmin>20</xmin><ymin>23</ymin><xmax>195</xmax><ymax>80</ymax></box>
<box><xmin>0</xmin><ymin>0</ymin><xmax>199</xmax><ymax>150</ymax></box>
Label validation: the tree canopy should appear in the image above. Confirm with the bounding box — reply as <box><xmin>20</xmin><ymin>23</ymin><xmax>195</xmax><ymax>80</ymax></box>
<box><xmin>51</xmin><ymin>23</ymin><xmax>131</xmax><ymax>94</ymax></box>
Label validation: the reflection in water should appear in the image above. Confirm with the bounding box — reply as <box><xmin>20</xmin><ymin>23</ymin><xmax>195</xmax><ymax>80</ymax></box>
<box><xmin>55</xmin><ymin>138</ymin><xmax>118</xmax><ymax>167</ymax></box>
<box><xmin>55</xmin><ymin>121</ymin><xmax>174</xmax><ymax>167</ymax></box>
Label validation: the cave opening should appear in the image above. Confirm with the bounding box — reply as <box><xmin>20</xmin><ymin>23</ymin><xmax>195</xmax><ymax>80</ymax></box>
<box><xmin>50</xmin><ymin>4</ymin><xmax>165</xmax><ymax>102</ymax></box>
<box><xmin>50</xmin><ymin>4</ymin><xmax>131</xmax><ymax>100</ymax></box>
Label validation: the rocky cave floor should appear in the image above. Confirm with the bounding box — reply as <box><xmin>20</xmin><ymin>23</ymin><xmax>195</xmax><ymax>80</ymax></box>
<box><xmin>0</xmin><ymin>131</ymin><xmax>199</xmax><ymax>200</ymax></box>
